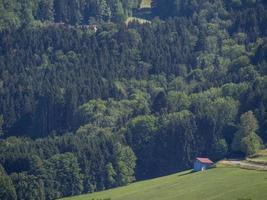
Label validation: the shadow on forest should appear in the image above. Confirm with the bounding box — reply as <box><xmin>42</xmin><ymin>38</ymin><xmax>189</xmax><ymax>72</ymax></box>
<box><xmin>133</xmin><ymin>8</ymin><xmax>153</xmax><ymax>20</ymax></box>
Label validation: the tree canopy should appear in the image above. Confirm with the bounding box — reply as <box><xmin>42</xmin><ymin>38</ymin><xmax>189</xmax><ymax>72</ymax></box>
<box><xmin>0</xmin><ymin>0</ymin><xmax>267</xmax><ymax>199</ymax></box>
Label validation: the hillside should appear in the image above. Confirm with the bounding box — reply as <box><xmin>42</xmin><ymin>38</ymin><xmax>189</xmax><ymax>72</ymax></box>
<box><xmin>62</xmin><ymin>166</ymin><xmax>267</xmax><ymax>200</ymax></box>
<box><xmin>0</xmin><ymin>0</ymin><xmax>267</xmax><ymax>199</ymax></box>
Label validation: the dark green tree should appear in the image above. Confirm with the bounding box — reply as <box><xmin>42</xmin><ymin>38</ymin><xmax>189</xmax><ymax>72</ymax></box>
<box><xmin>11</xmin><ymin>173</ymin><xmax>45</xmax><ymax>200</ymax></box>
<box><xmin>36</xmin><ymin>0</ymin><xmax>54</xmax><ymax>21</ymax></box>
<box><xmin>152</xmin><ymin>91</ymin><xmax>167</xmax><ymax>113</ymax></box>
<box><xmin>45</xmin><ymin>153</ymin><xmax>83</xmax><ymax>198</ymax></box>
<box><xmin>0</xmin><ymin>115</ymin><xmax>4</xmax><ymax>136</ymax></box>
<box><xmin>0</xmin><ymin>165</ymin><xmax>17</xmax><ymax>200</ymax></box>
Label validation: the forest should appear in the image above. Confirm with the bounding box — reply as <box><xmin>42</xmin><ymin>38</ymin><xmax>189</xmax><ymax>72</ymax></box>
<box><xmin>0</xmin><ymin>0</ymin><xmax>267</xmax><ymax>199</ymax></box>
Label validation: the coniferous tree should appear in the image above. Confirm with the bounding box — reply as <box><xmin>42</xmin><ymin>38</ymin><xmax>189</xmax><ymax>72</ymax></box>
<box><xmin>0</xmin><ymin>165</ymin><xmax>17</xmax><ymax>200</ymax></box>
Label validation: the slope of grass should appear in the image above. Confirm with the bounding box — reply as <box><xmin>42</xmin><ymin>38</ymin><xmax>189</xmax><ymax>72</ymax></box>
<box><xmin>62</xmin><ymin>166</ymin><xmax>267</xmax><ymax>200</ymax></box>
<box><xmin>247</xmin><ymin>149</ymin><xmax>267</xmax><ymax>164</ymax></box>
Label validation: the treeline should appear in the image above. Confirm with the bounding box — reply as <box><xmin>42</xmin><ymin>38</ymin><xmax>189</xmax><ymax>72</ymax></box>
<box><xmin>0</xmin><ymin>0</ymin><xmax>140</xmax><ymax>31</ymax></box>
<box><xmin>0</xmin><ymin>0</ymin><xmax>267</xmax><ymax>199</ymax></box>
<box><xmin>0</xmin><ymin>131</ymin><xmax>136</xmax><ymax>199</ymax></box>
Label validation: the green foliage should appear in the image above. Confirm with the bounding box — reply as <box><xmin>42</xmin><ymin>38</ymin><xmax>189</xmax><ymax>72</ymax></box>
<box><xmin>152</xmin><ymin>91</ymin><xmax>167</xmax><ymax>113</ymax></box>
<box><xmin>0</xmin><ymin>115</ymin><xmax>3</xmax><ymax>136</ymax></box>
<box><xmin>0</xmin><ymin>0</ymin><xmax>267</xmax><ymax>199</ymax></box>
<box><xmin>240</xmin><ymin>134</ymin><xmax>263</xmax><ymax>156</ymax></box>
<box><xmin>45</xmin><ymin>153</ymin><xmax>83</xmax><ymax>198</ymax></box>
<box><xmin>0</xmin><ymin>132</ymin><xmax>137</xmax><ymax>199</ymax></box>
<box><xmin>232</xmin><ymin>111</ymin><xmax>263</xmax><ymax>155</ymax></box>
<box><xmin>167</xmin><ymin>92</ymin><xmax>190</xmax><ymax>112</ymax></box>
<box><xmin>0</xmin><ymin>0</ymin><xmax>144</xmax><ymax>30</ymax></box>
<box><xmin>36</xmin><ymin>0</ymin><xmax>54</xmax><ymax>21</ymax></box>
<box><xmin>126</xmin><ymin>115</ymin><xmax>158</xmax><ymax>179</ymax></box>
<box><xmin>205</xmin><ymin>97</ymin><xmax>239</xmax><ymax>137</ymax></box>
<box><xmin>240</xmin><ymin>111</ymin><xmax>259</xmax><ymax>134</ymax></box>
<box><xmin>95</xmin><ymin>0</ymin><xmax>111</xmax><ymax>21</ymax></box>
<box><xmin>54</xmin><ymin>0</ymin><xmax>82</xmax><ymax>25</ymax></box>
<box><xmin>11</xmin><ymin>172</ymin><xmax>45</xmax><ymax>200</ymax></box>
<box><xmin>157</xmin><ymin>111</ymin><xmax>197</xmax><ymax>171</ymax></box>
<box><xmin>105</xmin><ymin>163</ymin><xmax>117</xmax><ymax>188</ymax></box>
<box><xmin>110</xmin><ymin>0</ymin><xmax>125</xmax><ymax>22</ymax></box>
<box><xmin>213</xmin><ymin>139</ymin><xmax>228</xmax><ymax>160</ymax></box>
<box><xmin>115</xmin><ymin>144</ymin><xmax>136</xmax><ymax>185</ymax></box>
<box><xmin>126</xmin><ymin>115</ymin><xmax>158</xmax><ymax>149</ymax></box>
<box><xmin>0</xmin><ymin>165</ymin><xmax>17</xmax><ymax>200</ymax></box>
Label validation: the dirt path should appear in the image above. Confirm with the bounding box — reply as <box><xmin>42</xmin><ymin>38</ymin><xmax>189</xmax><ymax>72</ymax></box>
<box><xmin>220</xmin><ymin>160</ymin><xmax>267</xmax><ymax>170</ymax></box>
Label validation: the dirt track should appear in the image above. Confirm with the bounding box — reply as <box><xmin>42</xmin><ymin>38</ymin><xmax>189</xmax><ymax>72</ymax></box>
<box><xmin>220</xmin><ymin>160</ymin><xmax>267</xmax><ymax>170</ymax></box>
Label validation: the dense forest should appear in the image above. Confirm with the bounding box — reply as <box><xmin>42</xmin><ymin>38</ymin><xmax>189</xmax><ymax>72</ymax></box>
<box><xmin>0</xmin><ymin>0</ymin><xmax>267</xmax><ymax>199</ymax></box>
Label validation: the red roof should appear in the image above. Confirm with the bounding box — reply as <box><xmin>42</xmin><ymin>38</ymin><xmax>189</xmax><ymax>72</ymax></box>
<box><xmin>196</xmin><ymin>157</ymin><xmax>214</xmax><ymax>164</ymax></box>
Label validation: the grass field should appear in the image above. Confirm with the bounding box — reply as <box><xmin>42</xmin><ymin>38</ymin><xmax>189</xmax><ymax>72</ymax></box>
<box><xmin>62</xmin><ymin>166</ymin><xmax>267</xmax><ymax>200</ymax></box>
<box><xmin>256</xmin><ymin>156</ymin><xmax>267</xmax><ymax>161</ymax></box>
<box><xmin>140</xmin><ymin>0</ymin><xmax>151</xmax><ymax>8</ymax></box>
<box><xmin>125</xmin><ymin>17</ymin><xmax>151</xmax><ymax>25</ymax></box>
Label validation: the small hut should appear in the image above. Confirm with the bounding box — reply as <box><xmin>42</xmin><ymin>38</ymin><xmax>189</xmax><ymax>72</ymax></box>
<box><xmin>194</xmin><ymin>157</ymin><xmax>214</xmax><ymax>172</ymax></box>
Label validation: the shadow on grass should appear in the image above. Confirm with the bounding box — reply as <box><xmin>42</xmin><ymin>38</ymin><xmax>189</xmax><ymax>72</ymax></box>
<box><xmin>178</xmin><ymin>170</ymin><xmax>194</xmax><ymax>177</ymax></box>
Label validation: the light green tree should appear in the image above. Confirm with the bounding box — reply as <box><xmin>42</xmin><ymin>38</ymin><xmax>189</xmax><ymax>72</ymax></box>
<box><xmin>96</xmin><ymin>0</ymin><xmax>111</xmax><ymax>21</ymax></box>
<box><xmin>232</xmin><ymin>111</ymin><xmax>263</xmax><ymax>155</ymax></box>
<box><xmin>105</xmin><ymin>163</ymin><xmax>117</xmax><ymax>188</ymax></box>
<box><xmin>110</xmin><ymin>0</ymin><xmax>125</xmax><ymax>22</ymax></box>
<box><xmin>115</xmin><ymin>144</ymin><xmax>136</xmax><ymax>186</ymax></box>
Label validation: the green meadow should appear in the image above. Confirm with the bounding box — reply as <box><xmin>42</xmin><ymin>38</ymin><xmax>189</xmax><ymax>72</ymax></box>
<box><xmin>62</xmin><ymin>166</ymin><xmax>267</xmax><ymax>200</ymax></box>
